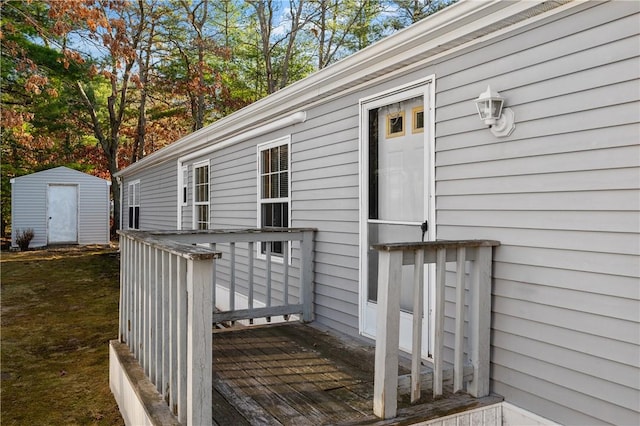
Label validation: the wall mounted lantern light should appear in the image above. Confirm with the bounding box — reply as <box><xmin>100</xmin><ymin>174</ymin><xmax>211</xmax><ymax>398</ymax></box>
<box><xmin>474</xmin><ymin>85</ymin><xmax>516</xmax><ymax>137</ymax></box>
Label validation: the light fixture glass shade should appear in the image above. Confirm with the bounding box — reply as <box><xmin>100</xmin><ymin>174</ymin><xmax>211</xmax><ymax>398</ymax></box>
<box><xmin>475</xmin><ymin>86</ymin><xmax>504</xmax><ymax>126</ymax></box>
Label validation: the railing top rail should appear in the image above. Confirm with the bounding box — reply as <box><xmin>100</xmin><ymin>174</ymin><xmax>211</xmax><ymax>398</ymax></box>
<box><xmin>371</xmin><ymin>239</ymin><xmax>500</xmax><ymax>252</ymax></box>
<box><xmin>121</xmin><ymin>228</ymin><xmax>317</xmax><ymax>245</ymax></box>
<box><xmin>133</xmin><ymin>227</ymin><xmax>316</xmax><ymax>237</ymax></box>
<box><xmin>118</xmin><ymin>230</ymin><xmax>222</xmax><ymax>260</ymax></box>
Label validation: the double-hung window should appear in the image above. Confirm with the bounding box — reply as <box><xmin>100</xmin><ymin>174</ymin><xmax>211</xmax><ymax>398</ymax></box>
<box><xmin>193</xmin><ymin>161</ymin><xmax>209</xmax><ymax>230</ymax></box>
<box><xmin>258</xmin><ymin>137</ymin><xmax>290</xmax><ymax>255</ymax></box>
<box><xmin>128</xmin><ymin>180</ymin><xmax>140</xmax><ymax>229</ymax></box>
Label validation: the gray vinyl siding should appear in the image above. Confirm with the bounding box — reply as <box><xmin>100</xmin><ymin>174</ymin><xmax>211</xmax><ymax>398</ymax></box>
<box><xmin>210</xmin><ymin>140</ymin><xmax>257</xmax><ymax>228</ymax></box>
<box><xmin>77</xmin><ymin>176</ymin><xmax>110</xmax><ymax>245</ymax></box>
<box><xmin>291</xmin><ymin>100</ymin><xmax>361</xmax><ymax>334</ymax></box>
<box><xmin>11</xmin><ymin>167</ymin><xmax>109</xmax><ymax>247</ymax></box>
<box><xmin>122</xmin><ymin>162</ymin><xmax>178</xmax><ymax>231</ymax></box>
<box><xmin>11</xmin><ymin>175</ymin><xmax>48</xmax><ymax>247</ymax></box>
<box><xmin>431</xmin><ymin>2</ymin><xmax>640</xmax><ymax>425</ymax></box>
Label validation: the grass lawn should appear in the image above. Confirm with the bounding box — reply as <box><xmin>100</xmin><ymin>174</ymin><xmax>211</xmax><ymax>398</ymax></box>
<box><xmin>1</xmin><ymin>246</ymin><xmax>124</xmax><ymax>425</ymax></box>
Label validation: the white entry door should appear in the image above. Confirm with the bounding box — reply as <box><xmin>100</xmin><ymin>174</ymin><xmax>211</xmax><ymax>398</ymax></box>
<box><xmin>360</xmin><ymin>81</ymin><xmax>434</xmax><ymax>358</ymax></box>
<box><xmin>47</xmin><ymin>184</ymin><xmax>78</xmax><ymax>244</ymax></box>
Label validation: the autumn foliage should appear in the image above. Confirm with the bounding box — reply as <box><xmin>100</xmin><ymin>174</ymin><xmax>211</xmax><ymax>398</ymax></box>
<box><xmin>1</xmin><ymin>0</ymin><xmax>456</xmax><ymax>236</ymax></box>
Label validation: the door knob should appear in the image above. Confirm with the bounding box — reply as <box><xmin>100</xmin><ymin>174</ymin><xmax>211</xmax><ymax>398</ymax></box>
<box><xmin>421</xmin><ymin>220</ymin><xmax>428</xmax><ymax>241</ymax></box>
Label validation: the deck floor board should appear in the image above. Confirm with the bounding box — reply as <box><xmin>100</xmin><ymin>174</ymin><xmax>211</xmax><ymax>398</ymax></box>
<box><xmin>212</xmin><ymin>322</ymin><xmax>502</xmax><ymax>425</ymax></box>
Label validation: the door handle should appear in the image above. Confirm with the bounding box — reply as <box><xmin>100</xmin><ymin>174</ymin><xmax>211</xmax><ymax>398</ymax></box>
<box><xmin>421</xmin><ymin>220</ymin><xmax>428</xmax><ymax>242</ymax></box>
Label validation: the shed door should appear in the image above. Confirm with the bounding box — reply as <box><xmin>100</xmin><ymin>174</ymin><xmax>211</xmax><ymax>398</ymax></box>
<box><xmin>360</xmin><ymin>82</ymin><xmax>434</xmax><ymax>358</ymax></box>
<box><xmin>47</xmin><ymin>185</ymin><xmax>78</xmax><ymax>244</ymax></box>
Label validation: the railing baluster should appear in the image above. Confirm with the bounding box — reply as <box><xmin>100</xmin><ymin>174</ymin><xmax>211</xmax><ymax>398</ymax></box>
<box><xmin>266</xmin><ymin>242</ymin><xmax>272</xmax><ymax>322</ymax></box>
<box><xmin>230</xmin><ymin>242</ymin><xmax>235</xmax><ymax>311</ymax></box>
<box><xmin>454</xmin><ymin>247</ymin><xmax>466</xmax><ymax>393</ymax></box>
<box><xmin>138</xmin><ymin>244</ymin><xmax>149</xmax><ymax>370</ymax></box>
<box><xmin>266</xmin><ymin>242</ymin><xmax>272</xmax><ymax>308</ymax></box>
<box><xmin>176</xmin><ymin>256</ymin><xmax>187</xmax><ymax>424</ymax></box>
<box><xmin>434</xmin><ymin>247</ymin><xmax>446</xmax><ymax>397</ymax></box>
<box><xmin>248</xmin><ymin>241</ymin><xmax>254</xmax><ymax>311</ymax></box>
<box><xmin>143</xmin><ymin>245</ymin><xmax>153</xmax><ymax>378</ymax></box>
<box><xmin>161</xmin><ymin>250</ymin><xmax>169</xmax><ymax>395</ymax></box>
<box><xmin>210</xmin><ymin>243</ymin><xmax>216</xmax><ymax>311</ymax></box>
<box><xmin>283</xmin><ymin>241</ymin><xmax>289</xmax><ymax>306</ymax></box>
<box><xmin>134</xmin><ymin>240</ymin><xmax>140</xmax><ymax>358</ymax></box>
<box><xmin>411</xmin><ymin>249</ymin><xmax>424</xmax><ymax>403</ymax></box>
<box><xmin>152</xmin><ymin>247</ymin><xmax>160</xmax><ymax>387</ymax></box>
<box><xmin>169</xmin><ymin>253</ymin><xmax>178</xmax><ymax>414</ymax></box>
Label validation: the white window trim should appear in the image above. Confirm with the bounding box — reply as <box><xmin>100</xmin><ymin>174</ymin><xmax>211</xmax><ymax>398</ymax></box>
<box><xmin>192</xmin><ymin>160</ymin><xmax>210</xmax><ymax>230</ymax></box>
<box><xmin>256</xmin><ymin>135</ymin><xmax>291</xmax><ymax>262</ymax></box>
<box><xmin>128</xmin><ymin>180</ymin><xmax>140</xmax><ymax>230</ymax></box>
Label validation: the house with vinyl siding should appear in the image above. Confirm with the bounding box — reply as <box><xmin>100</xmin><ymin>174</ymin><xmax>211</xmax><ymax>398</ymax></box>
<box><xmin>112</xmin><ymin>1</ymin><xmax>640</xmax><ymax>424</ymax></box>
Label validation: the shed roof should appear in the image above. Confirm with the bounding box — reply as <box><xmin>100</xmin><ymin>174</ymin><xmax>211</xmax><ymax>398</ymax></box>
<box><xmin>10</xmin><ymin>166</ymin><xmax>110</xmax><ymax>184</ymax></box>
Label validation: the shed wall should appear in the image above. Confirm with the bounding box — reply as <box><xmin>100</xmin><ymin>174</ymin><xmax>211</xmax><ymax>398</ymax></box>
<box><xmin>11</xmin><ymin>167</ymin><xmax>110</xmax><ymax>247</ymax></box>
<box><xmin>11</xmin><ymin>175</ymin><xmax>48</xmax><ymax>248</ymax></box>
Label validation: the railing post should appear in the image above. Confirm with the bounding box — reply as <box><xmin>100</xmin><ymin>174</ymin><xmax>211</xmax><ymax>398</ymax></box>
<box><xmin>176</xmin><ymin>257</ymin><xmax>187</xmax><ymax>423</ymax></box>
<box><xmin>433</xmin><ymin>248</ymin><xmax>446</xmax><ymax>397</ymax></box>
<box><xmin>373</xmin><ymin>249</ymin><xmax>402</xmax><ymax>419</ymax></box>
<box><xmin>300</xmin><ymin>230</ymin><xmax>314</xmax><ymax>322</ymax></box>
<box><xmin>468</xmin><ymin>246</ymin><xmax>492</xmax><ymax>397</ymax></box>
<box><xmin>411</xmin><ymin>249</ymin><xmax>424</xmax><ymax>403</ymax></box>
<box><xmin>119</xmin><ymin>233</ymin><xmax>126</xmax><ymax>343</ymax></box>
<box><xmin>186</xmin><ymin>256</ymin><xmax>213</xmax><ymax>425</ymax></box>
<box><xmin>454</xmin><ymin>247</ymin><xmax>466</xmax><ymax>393</ymax></box>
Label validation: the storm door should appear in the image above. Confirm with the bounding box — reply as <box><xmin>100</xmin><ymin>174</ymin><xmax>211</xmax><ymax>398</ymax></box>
<box><xmin>360</xmin><ymin>82</ymin><xmax>434</xmax><ymax>357</ymax></box>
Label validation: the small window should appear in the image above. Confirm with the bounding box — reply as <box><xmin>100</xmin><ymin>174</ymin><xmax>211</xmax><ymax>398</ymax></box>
<box><xmin>193</xmin><ymin>162</ymin><xmax>209</xmax><ymax>230</ymax></box>
<box><xmin>258</xmin><ymin>138</ymin><xmax>290</xmax><ymax>256</ymax></box>
<box><xmin>412</xmin><ymin>106</ymin><xmax>424</xmax><ymax>133</ymax></box>
<box><xmin>128</xmin><ymin>181</ymin><xmax>140</xmax><ymax>229</ymax></box>
<box><xmin>181</xmin><ymin>166</ymin><xmax>188</xmax><ymax>206</ymax></box>
<box><xmin>386</xmin><ymin>110</ymin><xmax>405</xmax><ymax>138</ymax></box>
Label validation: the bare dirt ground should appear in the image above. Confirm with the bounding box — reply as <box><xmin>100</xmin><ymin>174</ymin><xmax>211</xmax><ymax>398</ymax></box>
<box><xmin>1</xmin><ymin>245</ymin><xmax>124</xmax><ymax>425</ymax></box>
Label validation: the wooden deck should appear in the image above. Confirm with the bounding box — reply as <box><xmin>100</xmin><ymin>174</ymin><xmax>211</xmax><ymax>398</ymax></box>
<box><xmin>212</xmin><ymin>323</ymin><xmax>502</xmax><ymax>425</ymax></box>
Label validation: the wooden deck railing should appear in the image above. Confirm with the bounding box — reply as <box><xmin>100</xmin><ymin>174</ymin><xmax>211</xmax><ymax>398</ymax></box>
<box><xmin>117</xmin><ymin>228</ymin><xmax>315</xmax><ymax>425</ymax></box>
<box><xmin>161</xmin><ymin>228</ymin><xmax>315</xmax><ymax>324</ymax></box>
<box><xmin>371</xmin><ymin>240</ymin><xmax>500</xmax><ymax>419</ymax></box>
<box><xmin>119</xmin><ymin>230</ymin><xmax>220</xmax><ymax>425</ymax></box>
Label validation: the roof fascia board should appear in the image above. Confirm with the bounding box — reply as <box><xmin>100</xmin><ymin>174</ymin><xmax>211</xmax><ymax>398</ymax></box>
<box><xmin>116</xmin><ymin>0</ymin><xmax>561</xmax><ymax>178</ymax></box>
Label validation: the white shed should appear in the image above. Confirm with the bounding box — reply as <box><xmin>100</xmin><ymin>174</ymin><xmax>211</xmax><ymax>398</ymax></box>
<box><xmin>10</xmin><ymin>167</ymin><xmax>111</xmax><ymax>248</ymax></box>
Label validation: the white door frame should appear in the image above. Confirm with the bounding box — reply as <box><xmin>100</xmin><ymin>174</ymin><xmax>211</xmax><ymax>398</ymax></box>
<box><xmin>47</xmin><ymin>183</ymin><xmax>79</xmax><ymax>244</ymax></box>
<box><xmin>358</xmin><ymin>76</ymin><xmax>436</xmax><ymax>357</ymax></box>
